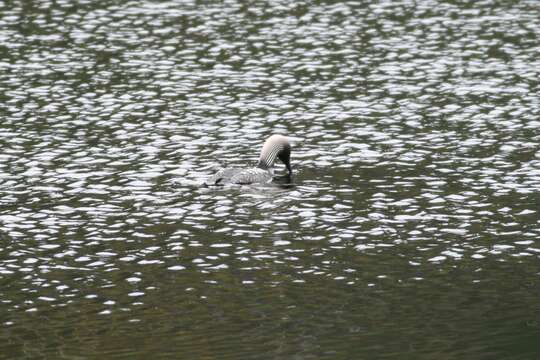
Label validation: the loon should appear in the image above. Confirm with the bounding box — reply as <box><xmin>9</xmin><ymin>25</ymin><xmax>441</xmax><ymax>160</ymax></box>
<box><xmin>205</xmin><ymin>135</ymin><xmax>292</xmax><ymax>186</ymax></box>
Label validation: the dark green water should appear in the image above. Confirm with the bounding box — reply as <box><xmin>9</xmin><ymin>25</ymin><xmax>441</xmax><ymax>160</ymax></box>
<box><xmin>1</xmin><ymin>0</ymin><xmax>539</xmax><ymax>358</ymax></box>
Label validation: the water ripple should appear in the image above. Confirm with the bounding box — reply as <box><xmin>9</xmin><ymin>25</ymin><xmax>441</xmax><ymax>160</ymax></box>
<box><xmin>1</xmin><ymin>0</ymin><xmax>539</xmax><ymax>358</ymax></box>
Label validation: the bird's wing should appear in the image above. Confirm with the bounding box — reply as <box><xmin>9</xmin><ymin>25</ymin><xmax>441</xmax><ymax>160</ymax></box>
<box><xmin>229</xmin><ymin>168</ymin><xmax>272</xmax><ymax>185</ymax></box>
<box><xmin>204</xmin><ymin>168</ymin><xmax>239</xmax><ymax>186</ymax></box>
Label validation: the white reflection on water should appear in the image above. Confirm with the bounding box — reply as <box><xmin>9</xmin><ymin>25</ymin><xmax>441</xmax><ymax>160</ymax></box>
<box><xmin>0</xmin><ymin>0</ymin><xmax>539</xmax><ymax>358</ymax></box>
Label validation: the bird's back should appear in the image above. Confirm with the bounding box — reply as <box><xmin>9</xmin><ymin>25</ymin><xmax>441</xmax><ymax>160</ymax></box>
<box><xmin>204</xmin><ymin>167</ymin><xmax>272</xmax><ymax>186</ymax></box>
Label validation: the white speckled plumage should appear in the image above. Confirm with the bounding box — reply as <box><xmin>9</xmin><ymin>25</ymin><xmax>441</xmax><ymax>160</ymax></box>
<box><xmin>205</xmin><ymin>135</ymin><xmax>292</xmax><ymax>186</ymax></box>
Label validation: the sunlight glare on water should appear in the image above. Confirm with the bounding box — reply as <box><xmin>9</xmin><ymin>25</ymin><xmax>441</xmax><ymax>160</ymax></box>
<box><xmin>0</xmin><ymin>0</ymin><xmax>539</xmax><ymax>358</ymax></box>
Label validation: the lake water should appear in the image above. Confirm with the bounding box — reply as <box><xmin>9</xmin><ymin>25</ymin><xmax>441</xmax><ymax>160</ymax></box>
<box><xmin>1</xmin><ymin>0</ymin><xmax>539</xmax><ymax>358</ymax></box>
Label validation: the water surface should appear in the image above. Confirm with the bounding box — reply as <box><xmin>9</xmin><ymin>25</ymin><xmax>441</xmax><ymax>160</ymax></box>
<box><xmin>1</xmin><ymin>0</ymin><xmax>539</xmax><ymax>358</ymax></box>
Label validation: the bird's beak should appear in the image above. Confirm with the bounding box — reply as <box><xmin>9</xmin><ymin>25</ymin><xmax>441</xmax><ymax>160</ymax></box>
<box><xmin>286</xmin><ymin>161</ymin><xmax>292</xmax><ymax>175</ymax></box>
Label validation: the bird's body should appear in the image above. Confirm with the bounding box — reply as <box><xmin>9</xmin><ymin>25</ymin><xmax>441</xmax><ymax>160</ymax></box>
<box><xmin>208</xmin><ymin>167</ymin><xmax>274</xmax><ymax>185</ymax></box>
<box><xmin>205</xmin><ymin>135</ymin><xmax>292</xmax><ymax>186</ymax></box>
